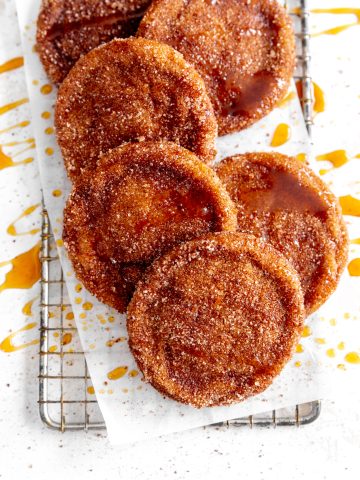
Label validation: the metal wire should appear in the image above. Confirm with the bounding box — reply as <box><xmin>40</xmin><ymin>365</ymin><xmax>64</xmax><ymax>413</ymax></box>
<box><xmin>38</xmin><ymin>0</ymin><xmax>321</xmax><ymax>431</ymax></box>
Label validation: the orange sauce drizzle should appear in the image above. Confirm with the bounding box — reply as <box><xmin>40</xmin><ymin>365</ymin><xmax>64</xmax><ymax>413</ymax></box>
<box><xmin>296</xmin><ymin>153</ymin><xmax>307</xmax><ymax>163</ymax></box>
<box><xmin>326</xmin><ymin>348</ymin><xmax>336</xmax><ymax>358</ymax></box>
<box><xmin>40</xmin><ymin>84</ymin><xmax>53</xmax><ymax>95</ymax></box>
<box><xmin>312</xmin><ymin>82</ymin><xmax>325</xmax><ymax>114</ymax></box>
<box><xmin>7</xmin><ymin>204</ymin><xmax>40</xmax><ymax>236</ymax></box>
<box><xmin>107</xmin><ymin>366</ymin><xmax>128</xmax><ymax>380</ymax></box>
<box><xmin>87</xmin><ymin>386</ymin><xmax>95</xmax><ymax>395</ymax></box>
<box><xmin>347</xmin><ymin>258</ymin><xmax>360</xmax><ymax>276</ymax></box>
<box><xmin>270</xmin><ymin>123</ymin><xmax>291</xmax><ymax>147</ymax></box>
<box><xmin>0</xmin><ymin>137</ymin><xmax>35</xmax><ymax>170</ymax></box>
<box><xmin>316</xmin><ymin>150</ymin><xmax>349</xmax><ymax>172</ymax></box>
<box><xmin>0</xmin><ymin>57</ymin><xmax>24</xmax><ymax>75</ymax></box>
<box><xmin>339</xmin><ymin>195</ymin><xmax>360</xmax><ymax>216</ymax></box>
<box><xmin>0</xmin><ymin>322</ymin><xmax>38</xmax><ymax>353</ymax></box>
<box><xmin>62</xmin><ymin>333</ymin><xmax>72</xmax><ymax>345</ymax></box>
<box><xmin>22</xmin><ymin>296</ymin><xmax>38</xmax><ymax>316</ymax></box>
<box><xmin>1</xmin><ymin>138</ymin><xmax>35</xmax><ymax>148</ymax></box>
<box><xmin>277</xmin><ymin>91</ymin><xmax>296</xmax><ymax>108</ymax></box>
<box><xmin>0</xmin><ymin>98</ymin><xmax>28</xmax><ymax>116</ymax></box>
<box><xmin>0</xmin><ymin>120</ymin><xmax>30</xmax><ymax>134</ymax></box>
<box><xmin>345</xmin><ymin>352</ymin><xmax>360</xmax><ymax>364</ymax></box>
<box><xmin>0</xmin><ymin>152</ymin><xmax>33</xmax><ymax>170</ymax></box>
<box><xmin>0</xmin><ymin>243</ymin><xmax>41</xmax><ymax>292</ymax></box>
<box><xmin>296</xmin><ymin>80</ymin><xmax>325</xmax><ymax>115</ymax></box>
<box><xmin>302</xmin><ymin>325</ymin><xmax>312</xmax><ymax>337</ymax></box>
<box><xmin>350</xmin><ymin>238</ymin><xmax>360</xmax><ymax>245</ymax></box>
<box><xmin>311</xmin><ymin>8</ymin><xmax>360</xmax><ymax>37</ymax></box>
<box><xmin>106</xmin><ymin>337</ymin><xmax>126</xmax><ymax>347</ymax></box>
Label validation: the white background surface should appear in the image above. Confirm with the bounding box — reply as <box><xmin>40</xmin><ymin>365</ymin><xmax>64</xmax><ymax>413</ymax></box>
<box><xmin>0</xmin><ymin>0</ymin><xmax>359</xmax><ymax>478</ymax></box>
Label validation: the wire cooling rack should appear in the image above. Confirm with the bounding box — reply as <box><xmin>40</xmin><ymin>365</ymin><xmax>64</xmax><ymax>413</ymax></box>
<box><xmin>38</xmin><ymin>0</ymin><xmax>321</xmax><ymax>432</ymax></box>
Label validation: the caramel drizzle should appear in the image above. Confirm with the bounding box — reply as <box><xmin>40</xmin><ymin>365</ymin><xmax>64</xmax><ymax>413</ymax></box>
<box><xmin>22</xmin><ymin>297</ymin><xmax>38</xmax><ymax>316</ymax></box>
<box><xmin>0</xmin><ymin>243</ymin><xmax>41</xmax><ymax>292</ymax></box>
<box><xmin>0</xmin><ymin>57</ymin><xmax>24</xmax><ymax>75</ymax></box>
<box><xmin>0</xmin><ymin>145</ymin><xmax>34</xmax><ymax>170</ymax></box>
<box><xmin>311</xmin><ymin>8</ymin><xmax>360</xmax><ymax>37</ymax></box>
<box><xmin>0</xmin><ymin>138</ymin><xmax>35</xmax><ymax>171</ymax></box>
<box><xmin>0</xmin><ymin>322</ymin><xmax>39</xmax><ymax>353</ymax></box>
<box><xmin>7</xmin><ymin>204</ymin><xmax>41</xmax><ymax>237</ymax></box>
<box><xmin>46</xmin><ymin>10</ymin><xmax>148</xmax><ymax>41</ymax></box>
<box><xmin>0</xmin><ymin>98</ymin><xmax>28</xmax><ymax>116</ymax></box>
<box><xmin>0</xmin><ymin>121</ymin><xmax>30</xmax><ymax>134</ymax></box>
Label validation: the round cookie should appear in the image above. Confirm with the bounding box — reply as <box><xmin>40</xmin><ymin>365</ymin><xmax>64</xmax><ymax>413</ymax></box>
<box><xmin>138</xmin><ymin>0</ymin><xmax>295</xmax><ymax>135</ymax></box>
<box><xmin>55</xmin><ymin>37</ymin><xmax>218</xmax><ymax>179</ymax></box>
<box><xmin>127</xmin><ymin>232</ymin><xmax>305</xmax><ymax>407</ymax></box>
<box><xmin>63</xmin><ymin>142</ymin><xmax>237</xmax><ymax>312</ymax></box>
<box><xmin>36</xmin><ymin>0</ymin><xmax>152</xmax><ymax>84</ymax></box>
<box><xmin>215</xmin><ymin>152</ymin><xmax>349</xmax><ymax>315</ymax></box>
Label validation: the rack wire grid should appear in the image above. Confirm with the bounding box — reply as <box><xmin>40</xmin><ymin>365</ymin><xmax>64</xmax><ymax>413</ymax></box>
<box><xmin>38</xmin><ymin>0</ymin><xmax>321</xmax><ymax>432</ymax></box>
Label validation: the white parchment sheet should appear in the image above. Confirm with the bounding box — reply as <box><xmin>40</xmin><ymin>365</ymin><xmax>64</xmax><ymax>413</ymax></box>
<box><xmin>15</xmin><ymin>0</ymin><xmax>360</xmax><ymax>445</ymax></box>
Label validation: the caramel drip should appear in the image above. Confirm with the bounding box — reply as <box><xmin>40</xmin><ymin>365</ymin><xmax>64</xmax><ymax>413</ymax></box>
<box><xmin>107</xmin><ymin>366</ymin><xmax>128</xmax><ymax>380</ymax></box>
<box><xmin>302</xmin><ymin>325</ymin><xmax>312</xmax><ymax>337</ymax></box>
<box><xmin>277</xmin><ymin>91</ymin><xmax>296</xmax><ymax>108</ymax></box>
<box><xmin>0</xmin><ymin>137</ymin><xmax>35</xmax><ymax>171</ymax></box>
<box><xmin>0</xmin><ymin>322</ymin><xmax>38</xmax><ymax>353</ymax></box>
<box><xmin>0</xmin><ymin>98</ymin><xmax>28</xmax><ymax>116</ymax></box>
<box><xmin>46</xmin><ymin>9</ymin><xmax>147</xmax><ymax>41</ymax></box>
<box><xmin>0</xmin><ymin>145</ymin><xmax>34</xmax><ymax>170</ymax></box>
<box><xmin>296</xmin><ymin>153</ymin><xmax>307</xmax><ymax>163</ymax></box>
<box><xmin>22</xmin><ymin>297</ymin><xmax>38</xmax><ymax>316</ymax></box>
<box><xmin>339</xmin><ymin>195</ymin><xmax>360</xmax><ymax>217</ymax></box>
<box><xmin>326</xmin><ymin>348</ymin><xmax>336</xmax><ymax>358</ymax></box>
<box><xmin>7</xmin><ymin>204</ymin><xmax>40</xmax><ymax>236</ymax></box>
<box><xmin>1</xmin><ymin>138</ymin><xmax>35</xmax><ymax>148</ymax></box>
<box><xmin>270</xmin><ymin>123</ymin><xmax>291</xmax><ymax>147</ymax></box>
<box><xmin>316</xmin><ymin>150</ymin><xmax>349</xmax><ymax>171</ymax></box>
<box><xmin>62</xmin><ymin>333</ymin><xmax>73</xmax><ymax>345</ymax></box>
<box><xmin>312</xmin><ymin>82</ymin><xmax>325</xmax><ymax>114</ymax></box>
<box><xmin>311</xmin><ymin>8</ymin><xmax>360</xmax><ymax>37</ymax></box>
<box><xmin>0</xmin><ymin>57</ymin><xmax>24</xmax><ymax>74</ymax></box>
<box><xmin>347</xmin><ymin>258</ymin><xmax>360</xmax><ymax>276</ymax></box>
<box><xmin>345</xmin><ymin>352</ymin><xmax>360</xmax><ymax>364</ymax></box>
<box><xmin>106</xmin><ymin>337</ymin><xmax>126</xmax><ymax>347</ymax></box>
<box><xmin>296</xmin><ymin>80</ymin><xmax>325</xmax><ymax>115</ymax></box>
<box><xmin>0</xmin><ymin>121</ymin><xmax>30</xmax><ymax>134</ymax></box>
<box><xmin>0</xmin><ymin>243</ymin><xmax>41</xmax><ymax>292</ymax></box>
<box><xmin>40</xmin><ymin>84</ymin><xmax>53</xmax><ymax>95</ymax></box>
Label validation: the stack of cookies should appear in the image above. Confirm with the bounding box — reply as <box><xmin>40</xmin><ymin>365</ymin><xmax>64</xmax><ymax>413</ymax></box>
<box><xmin>37</xmin><ymin>0</ymin><xmax>348</xmax><ymax>407</ymax></box>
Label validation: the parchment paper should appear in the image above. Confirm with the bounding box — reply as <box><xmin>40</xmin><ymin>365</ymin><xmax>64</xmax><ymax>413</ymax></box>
<box><xmin>15</xmin><ymin>0</ymin><xmax>360</xmax><ymax>445</ymax></box>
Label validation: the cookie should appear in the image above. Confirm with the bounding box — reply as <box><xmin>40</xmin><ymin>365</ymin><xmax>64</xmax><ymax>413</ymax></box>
<box><xmin>138</xmin><ymin>0</ymin><xmax>295</xmax><ymax>135</ymax></box>
<box><xmin>215</xmin><ymin>152</ymin><xmax>349</xmax><ymax>314</ymax></box>
<box><xmin>36</xmin><ymin>0</ymin><xmax>152</xmax><ymax>84</ymax></box>
<box><xmin>127</xmin><ymin>232</ymin><xmax>304</xmax><ymax>407</ymax></box>
<box><xmin>55</xmin><ymin>37</ymin><xmax>218</xmax><ymax>179</ymax></box>
<box><xmin>63</xmin><ymin>142</ymin><xmax>237</xmax><ymax>312</ymax></box>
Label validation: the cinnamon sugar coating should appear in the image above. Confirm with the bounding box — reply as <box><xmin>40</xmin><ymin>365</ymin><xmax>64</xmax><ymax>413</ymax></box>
<box><xmin>63</xmin><ymin>142</ymin><xmax>237</xmax><ymax>312</ymax></box>
<box><xmin>36</xmin><ymin>0</ymin><xmax>152</xmax><ymax>84</ymax></box>
<box><xmin>215</xmin><ymin>152</ymin><xmax>349</xmax><ymax>315</ymax></box>
<box><xmin>138</xmin><ymin>0</ymin><xmax>295</xmax><ymax>135</ymax></box>
<box><xmin>127</xmin><ymin>232</ymin><xmax>304</xmax><ymax>407</ymax></box>
<box><xmin>55</xmin><ymin>37</ymin><xmax>218</xmax><ymax>180</ymax></box>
